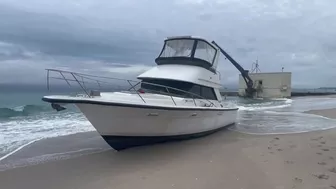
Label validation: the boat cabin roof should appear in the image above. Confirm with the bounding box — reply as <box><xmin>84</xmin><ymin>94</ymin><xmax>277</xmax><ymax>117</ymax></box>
<box><xmin>155</xmin><ymin>36</ymin><xmax>219</xmax><ymax>73</ymax></box>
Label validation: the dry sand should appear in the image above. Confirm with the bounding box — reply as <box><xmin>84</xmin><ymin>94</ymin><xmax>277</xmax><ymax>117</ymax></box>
<box><xmin>1</xmin><ymin>110</ymin><xmax>336</xmax><ymax>189</ymax></box>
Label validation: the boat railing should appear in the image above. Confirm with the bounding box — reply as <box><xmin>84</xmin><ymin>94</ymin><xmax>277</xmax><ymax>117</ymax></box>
<box><xmin>46</xmin><ymin>69</ymin><xmax>216</xmax><ymax>107</ymax></box>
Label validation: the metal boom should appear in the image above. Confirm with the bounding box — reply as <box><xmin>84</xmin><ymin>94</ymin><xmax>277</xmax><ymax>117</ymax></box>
<box><xmin>211</xmin><ymin>41</ymin><xmax>256</xmax><ymax>97</ymax></box>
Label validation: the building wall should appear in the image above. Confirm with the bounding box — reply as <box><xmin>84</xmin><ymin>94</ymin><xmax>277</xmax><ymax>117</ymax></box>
<box><xmin>238</xmin><ymin>72</ymin><xmax>292</xmax><ymax>98</ymax></box>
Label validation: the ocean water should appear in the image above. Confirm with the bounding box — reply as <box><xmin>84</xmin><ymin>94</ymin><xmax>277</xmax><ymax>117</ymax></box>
<box><xmin>1</xmin><ymin>92</ymin><xmax>336</xmax><ymax>166</ymax></box>
<box><xmin>0</xmin><ymin>92</ymin><xmax>95</xmax><ymax>158</ymax></box>
<box><xmin>230</xmin><ymin>97</ymin><xmax>336</xmax><ymax>134</ymax></box>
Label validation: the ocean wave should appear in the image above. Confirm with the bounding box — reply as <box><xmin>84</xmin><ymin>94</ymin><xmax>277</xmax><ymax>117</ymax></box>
<box><xmin>0</xmin><ymin>113</ymin><xmax>94</xmax><ymax>156</ymax></box>
<box><xmin>237</xmin><ymin>103</ymin><xmax>291</xmax><ymax>111</ymax></box>
<box><xmin>0</xmin><ymin>105</ymin><xmax>51</xmax><ymax>118</ymax></box>
<box><xmin>236</xmin><ymin>98</ymin><xmax>292</xmax><ymax>111</ymax></box>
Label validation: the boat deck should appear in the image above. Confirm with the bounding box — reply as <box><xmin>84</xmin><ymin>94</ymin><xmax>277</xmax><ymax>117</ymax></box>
<box><xmin>43</xmin><ymin>92</ymin><xmax>237</xmax><ymax>111</ymax></box>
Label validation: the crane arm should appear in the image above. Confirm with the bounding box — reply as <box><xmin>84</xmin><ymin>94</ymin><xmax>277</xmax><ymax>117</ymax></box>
<box><xmin>211</xmin><ymin>41</ymin><xmax>256</xmax><ymax>97</ymax></box>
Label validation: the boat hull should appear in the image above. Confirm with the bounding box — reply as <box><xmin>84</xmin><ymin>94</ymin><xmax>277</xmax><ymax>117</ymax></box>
<box><xmin>101</xmin><ymin>124</ymin><xmax>234</xmax><ymax>150</ymax></box>
<box><xmin>76</xmin><ymin>103</ymin><xmax>238</xmax><ymax>150</ymax></box>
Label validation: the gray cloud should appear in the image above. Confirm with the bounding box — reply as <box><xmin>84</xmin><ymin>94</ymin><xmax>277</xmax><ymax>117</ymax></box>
<box><xmin>0</xmin><ymin>5</ymin><xmax>161</xmax><ymax>63</ymax></box>
<box><xmin>1</xmin><ymin>0</ymin><xmax>336</xmax><ymax>88</ymax></box>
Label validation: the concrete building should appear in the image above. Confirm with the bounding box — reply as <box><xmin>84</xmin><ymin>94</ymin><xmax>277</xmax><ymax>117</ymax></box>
<box><xmin>238</xmin><ymin>72</ymin><xmax>292</xmax><ymax>98</ymax></box>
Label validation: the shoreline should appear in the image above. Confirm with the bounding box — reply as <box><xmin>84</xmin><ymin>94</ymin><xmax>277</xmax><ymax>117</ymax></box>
<box><xmin>292</xmin><ymin>94</ymin><xmax>336</xmax><ymax>99</ymax></box>
<box><xmin>220</xmin><ymin>92</ymin><xmax>336</xmax><ymax>98</ymax></box>
<box><xmin>304</xmin><ymin>108</ymin><xmax>336</xmax><ymax>119</ymax></box>
<box><xmin>0</xmin><ymin>131</ymin><xmax>110</xmax><ymax>171</ymax></box>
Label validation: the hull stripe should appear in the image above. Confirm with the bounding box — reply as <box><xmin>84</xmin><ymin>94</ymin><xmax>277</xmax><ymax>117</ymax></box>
<box><xmin>101</xmin><ymin>123</ymin><xmax>235</xmax><ymax>151</ymax></box>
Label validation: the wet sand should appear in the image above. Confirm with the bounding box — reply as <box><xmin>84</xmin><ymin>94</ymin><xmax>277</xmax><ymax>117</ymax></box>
<box><xmin>1</xmin><ymin>110</ymin><xmax>336</xmax><ymax>189</ymax></box>
<box><xmin>305</xmin><ymin>108</ymin><xmax>336</xmax><ymax>119</ymax></box>
<box><xmin>293</xmin><ymin>94</ymin><xmax>336</xmax><ymax>99</ymax></box>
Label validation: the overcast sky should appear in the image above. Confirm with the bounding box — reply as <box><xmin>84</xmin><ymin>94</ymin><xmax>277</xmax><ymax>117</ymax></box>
<box><xmin>1</xmin><ymin>0</ymin><xmax>336</xmax><ymax>88</ymax></box>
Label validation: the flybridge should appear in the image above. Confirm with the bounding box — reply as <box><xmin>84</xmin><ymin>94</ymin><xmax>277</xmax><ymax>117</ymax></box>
<box><xmin>155</xmin><ymin>36</ymin><xmax>220</xmax><ymax>73</ymax></box>
<box><xmin>156</xmin><ymin>36</ymin><xmax>256</xmax><ymax>97</ymax></box>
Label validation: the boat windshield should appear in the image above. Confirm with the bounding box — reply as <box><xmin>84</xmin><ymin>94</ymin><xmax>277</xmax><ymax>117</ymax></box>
<box><xmin>158</xmin><ymin>39</ymin><xmax>217</xmax><ymax>65</ymax></box>
<box><xmin>140</xmin><ymin>78</ymin><xmax>217</xmax><ymax>100</ymax></box>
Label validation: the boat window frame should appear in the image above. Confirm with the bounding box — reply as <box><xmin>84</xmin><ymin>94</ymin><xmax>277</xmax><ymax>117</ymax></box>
<box><xmin>139</xmin><ymin>78</ymin><xmax>218</xmax><ymax>101</ymax></box>
<box><xmin>156</xmin><ymin>38</ymin><xmax>218</xmax><ymax>71</ymax></box>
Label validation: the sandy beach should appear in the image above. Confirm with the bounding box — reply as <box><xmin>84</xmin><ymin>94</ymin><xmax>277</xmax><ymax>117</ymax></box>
<box><xmin>305</xmin><ymin>108</ymin><xmax>336</xmax><ymax>119</ymax></box>
<box><xmin>0</xmin><ymin>108</ymin><xmax>336</xmax><ymax>189</ymax></box>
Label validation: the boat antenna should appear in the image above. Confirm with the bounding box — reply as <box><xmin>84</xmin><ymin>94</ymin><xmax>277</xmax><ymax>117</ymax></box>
<box><xmin>251</xmin><ymin>58</ymin><xmax>261</xmax><ymax>73</ymax></box>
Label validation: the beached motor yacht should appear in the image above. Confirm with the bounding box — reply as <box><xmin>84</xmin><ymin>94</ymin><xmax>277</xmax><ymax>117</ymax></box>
<box><xmin>42</xmin><ymin>36</ymin><xmax>239</xmax><ymax>150</ymax></box>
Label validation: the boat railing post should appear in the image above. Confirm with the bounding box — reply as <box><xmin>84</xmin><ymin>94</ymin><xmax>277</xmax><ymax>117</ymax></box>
<box><xmin>127</xmin><ymin>80</ymin><xmax>146</xmax><ymax>103</ymax></box>
<box><xmin>165</xmin><ymin>87</ymin><xmax>176</xmax><ymax>105</ymax></box>
<box><xmin>81</xmin><ymin>76</ymin><xmax>86</xmax><ymax>91</ymax></box>
<box><xmin>59</xmin><ymin>71</ymin><xmax>72</xmax><ymax>87</ymax></box>
<box><xmin>70</xmin><ymin>73</ymin><xmax>90</xmax><ymax>97</ymax></box>
<box><xmin>47</xmin><ymin>70</ymin><xmax>50</xmax><ymax>91</ymax></box>
<box><xmin>192</xmin><ymin>96</ymin><xmax>197</xmax><ymax>106</ymax></box>
<box><xmin>97</xmin><ymin>81</ymin><xmax>101</xmax><ymax>90</ymax></box>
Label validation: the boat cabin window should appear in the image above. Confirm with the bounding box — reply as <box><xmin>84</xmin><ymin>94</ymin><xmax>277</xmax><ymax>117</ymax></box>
<box><xmin>156</xmin><ymin>38</ymin><xmax>217</xmax><ymax>72</ymax></box>
<box><xmin>194</xmin><ymin>40</ymin><xmax>217</xmax><ymax>64</ymax></box>
<box><xmin>140</xmin><ymin>78</ymin><xmax>217</xmax><ymax>100</ymax></box>
<box><xmin>160</xmin><ymin>39</ymin><xmax>194</xmax><ymax>58</ymax></box>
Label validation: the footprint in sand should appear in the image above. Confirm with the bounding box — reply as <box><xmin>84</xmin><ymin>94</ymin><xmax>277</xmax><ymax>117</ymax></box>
<box><xmin>292</xmin><ymin>177</ymin><xmax>303</xmax><ymax>189</ymax></box>
<box><xmin>329</xmin><ymin>157</ymin><xmax>335</xmax><ymax>160</ymax></box>
<box><xmin>320</xmin><ymin>141</ymin><xmax>326</xmax><ymax>144</ymax></box>
<box><xmin>311</xmin><ymin>136</ymin><xmax>323</xmax><ymax>141</ymax></box>
<box><xmin>270</xmin><ymin>137</ymin><xmax>280</xmax><ymax>143</ymax></box>
<box><xmin>285</xmin><ymin>160</ymin><xmax>294</xmax><ymax>164</ymax></box>
<box><xmin>322</xmin><ymin>149</ymin><xmax>330</xmax><ymax>152</ymax></box>
<box><xmin>330</xmin><ymin>185</ymin><xmax>336</xmax><ymax>189</ymax></box>
<box><xmin>318</xmin><ymin>162</ymin><xmax>327</xmax><ymax>166</ymax></box>
<box><xmin>277</xmin><ymin>149</ymin><xmax>283</xmax><ymax>152</ymax></box>
<box><xmin>293</xmin><ymin>177</ymin><xmax>303</xmax><ymax>183</ymax></box>
<box><xmin>317</xmin><ymin>152</ymin><xmax>323</xmax><ymax>155</ymax></box>
<box><xmin>328</xmin><ymin>167</ymin><xmax>336</xmax><ymax>174</ymax></box>
<box><xmin>289</xmin><ymin>144</ymin><xmax>297</xmax><ymax>149</ymax></box>
<box><xmin>313</xmin><ymin>174</ymin><xmax>329</xmax><ymax>180</ymax></box>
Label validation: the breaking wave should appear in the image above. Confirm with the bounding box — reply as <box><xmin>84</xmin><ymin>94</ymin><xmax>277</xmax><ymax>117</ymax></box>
<box><xmin>0</xmin><ymin>105</ymin><xmax>52</xmax><ymax>119</ymax></box>
<box><xmin>236</xmin><ymin>98</ymin><xmax>293</xmax><ymax>111</ymax></box>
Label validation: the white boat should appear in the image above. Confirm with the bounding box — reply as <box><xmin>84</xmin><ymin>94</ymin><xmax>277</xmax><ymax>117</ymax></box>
<box><xmin>42</xmin><ymin>36</ymin><xmax>239</xmax><ymax>150</ymax></box>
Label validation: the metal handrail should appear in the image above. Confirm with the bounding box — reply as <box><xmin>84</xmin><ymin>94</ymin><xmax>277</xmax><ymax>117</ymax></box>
<box><xmin>47</xmin><ymin>68</ymin><xmax>135</xmax><ymax>82</ymax></box>
<box><xmin>216</xmin><ymin>70</ymin><xmax>221</xmax><ymax>80</ymax></box>
<box><xmin>46</xmin><ymin>69</ymin><xmax>217</xmax><ymax>107</ymax></box>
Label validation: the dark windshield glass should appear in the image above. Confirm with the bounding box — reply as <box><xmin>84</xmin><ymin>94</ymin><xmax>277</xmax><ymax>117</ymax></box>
<box><xmin>140</xmin><ymin>78</ymin><xmax>217</xmax><ymax>100</ymax></box>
